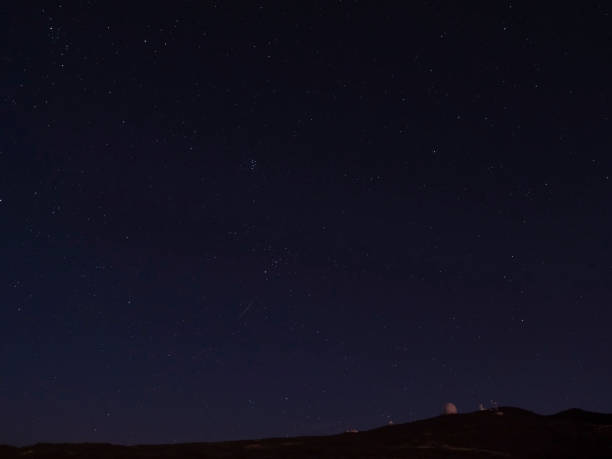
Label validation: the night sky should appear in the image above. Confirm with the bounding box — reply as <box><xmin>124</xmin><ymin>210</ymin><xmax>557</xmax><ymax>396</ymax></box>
<box><xmin>2</xmin><ymin>1</ymin><xmax>612</xmax><ymax>446</ymax></box>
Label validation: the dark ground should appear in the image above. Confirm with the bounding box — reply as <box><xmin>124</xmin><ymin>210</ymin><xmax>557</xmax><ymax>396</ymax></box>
<box><xmin>3</xmin><ymin>407</ymin><xmax>612</xmax><ymax>458</ymax></box>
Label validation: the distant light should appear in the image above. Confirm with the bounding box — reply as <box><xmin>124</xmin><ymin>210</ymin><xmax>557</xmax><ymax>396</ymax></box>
<box><xmin>443</xmin><ymin>402</ymin><xmax>458</xmax><ymax>415</ymax></box>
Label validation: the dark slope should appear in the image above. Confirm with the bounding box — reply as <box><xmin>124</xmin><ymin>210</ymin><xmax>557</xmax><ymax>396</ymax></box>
<box><xmin>4</xmin><ymin>407</ymin><xmax>612</xmax><ymax>459</ymax></box>
<box><xmin>0</xmin><ymin>447</ymin><xmax>17</xmax><ymax>457</ymax></box>
<box><xmin>552</xmin><ymin>408</ymin><xmax>612</xmax><ymax>425</ymax></box>
<box><xmin>353</xmin><ymin>407</ymin><xmax>611</xmax><ymax>457</ymax></box>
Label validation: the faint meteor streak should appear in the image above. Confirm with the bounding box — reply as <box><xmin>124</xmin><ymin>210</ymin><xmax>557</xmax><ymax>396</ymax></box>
<box><xmin>238</xmin><ymin>301</ymin><xmax>253</xmax><ymax>319</ymax></box>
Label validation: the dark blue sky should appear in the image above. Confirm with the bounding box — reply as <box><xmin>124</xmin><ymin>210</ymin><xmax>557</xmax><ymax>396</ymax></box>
<box><xmin>2</xmin><ymin>1</ymin><xmax>612</xmax><ymax>446</ymax></box>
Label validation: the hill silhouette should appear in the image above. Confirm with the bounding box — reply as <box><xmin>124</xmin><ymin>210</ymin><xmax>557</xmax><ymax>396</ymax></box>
<box><xmin>2</xmin><ymin>407</ymin><xmax>611</xmax><ymax>458</ymax></box>
<box><xmin>552</xmin><ymin>408</ymin><xmax>612</xmax><ymax>425</ymax></box>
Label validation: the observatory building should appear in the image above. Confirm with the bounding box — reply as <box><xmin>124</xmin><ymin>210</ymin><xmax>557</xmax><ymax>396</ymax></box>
<box><xmin>443</xmin><ymin>402</ymin><xmax>458</xmax><ymax>415</ymax></box>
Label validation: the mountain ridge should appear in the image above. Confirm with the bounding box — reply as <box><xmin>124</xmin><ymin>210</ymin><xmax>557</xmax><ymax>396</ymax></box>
<box><xmin>2</xmin><ymin>407</ymin><xmax>611</xmax><ymax>458</ymax></box>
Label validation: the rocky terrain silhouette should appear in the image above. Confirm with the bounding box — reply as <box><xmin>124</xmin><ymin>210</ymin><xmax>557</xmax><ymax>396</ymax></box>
<box><xmin>3</xmin><ymin>407</ymin><xmax>611</xmax><ymax>458</ymax></box>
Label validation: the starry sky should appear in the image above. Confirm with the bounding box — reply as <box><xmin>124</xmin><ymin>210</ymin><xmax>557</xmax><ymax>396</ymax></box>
<box><xmin>2</xmin><ymin>1</ymin><xmax>612</xmax><ymax>446</ymax></box>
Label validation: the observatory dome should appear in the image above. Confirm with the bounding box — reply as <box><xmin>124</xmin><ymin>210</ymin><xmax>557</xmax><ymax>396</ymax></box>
<box><xmin>443</xmin><ymin>402</ymin><xmax>458</xmax><ymax>415</ymax></box>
